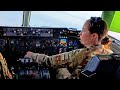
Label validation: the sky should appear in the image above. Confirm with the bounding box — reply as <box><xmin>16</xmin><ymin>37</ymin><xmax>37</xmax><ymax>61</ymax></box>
<box><xmin>30</xmin><ymin>11</ymin><xmax>102</xmax><ymax>30</ymax></box>
<box><xmin>0</xmin><ymin>11</ymin><xmax>23</xmax><ymax>26</ymax></box>
<box><xmin>0</xmin><ymin>11</ymin><xmax>102</xmax><ymax>30</ymax></box>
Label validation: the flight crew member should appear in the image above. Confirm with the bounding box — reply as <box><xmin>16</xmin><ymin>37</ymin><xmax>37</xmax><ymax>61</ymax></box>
<box><xmin>24</xmin><ymin>17</ymin><xmax>113</xmax><ymax>79</ymax></box>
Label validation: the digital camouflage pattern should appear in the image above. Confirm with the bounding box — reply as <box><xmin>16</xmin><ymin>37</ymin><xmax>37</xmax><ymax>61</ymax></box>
<box><xmin>29</xmin><ymin>45</ymin><xmax>113</xmax><ymax>79</ymax></box>
<box><xmin>0</xmin><ymin>53</ymin><xmax>12</xmax><ymax>79</ymax></box>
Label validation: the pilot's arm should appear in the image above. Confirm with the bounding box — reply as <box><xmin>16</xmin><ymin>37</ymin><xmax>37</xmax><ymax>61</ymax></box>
<box><xmin>24</xmin><ymin>49</ymin><xmax>86</xmax><ymax>68</ymax></box>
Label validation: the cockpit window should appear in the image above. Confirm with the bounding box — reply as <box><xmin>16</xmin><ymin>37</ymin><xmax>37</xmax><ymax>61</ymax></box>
<box><xmin>0</xmin><ymin>11</ymin><xmax>22</xmax><ymax>26</ymax></box>
<box><xmin>29</xmin><ymin>11</ymin><xmax>102</xmax><ymax>30</ymax></box>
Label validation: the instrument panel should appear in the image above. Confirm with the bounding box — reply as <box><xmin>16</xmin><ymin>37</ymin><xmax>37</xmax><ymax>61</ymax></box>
<box><xmin>0</xmin><ymin>26</ymin><xmax>84</xmax><ymax>79</ymax></box>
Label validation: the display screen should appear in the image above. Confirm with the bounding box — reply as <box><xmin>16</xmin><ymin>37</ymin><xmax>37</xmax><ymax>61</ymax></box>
<box><xmin>60</xmin><ymin>38</ymin><xmax>67</xmax><ymax>46</ymax></box>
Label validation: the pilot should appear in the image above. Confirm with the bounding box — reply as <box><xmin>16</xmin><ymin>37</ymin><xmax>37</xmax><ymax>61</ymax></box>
<box><xmin>0</xmin><ymin>53</ymin><xmax>12</xmax><ymax>79</ymax></box>
<box><xmin>24</xmin><ymin>17</ymin><xmax>113</xmax><ymax>79</ymax></box>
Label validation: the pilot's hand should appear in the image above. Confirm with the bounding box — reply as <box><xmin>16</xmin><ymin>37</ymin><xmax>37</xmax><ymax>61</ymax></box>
<box><xmin>24</xmin><ymin>51</ymin><xmax>33</xmax><ymax>58</ymax></box>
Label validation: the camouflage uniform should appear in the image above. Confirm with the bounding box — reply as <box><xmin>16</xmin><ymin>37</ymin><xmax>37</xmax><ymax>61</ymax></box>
<box><xmin>28</xmin><ymin>45</ymin><xmax>113</xmax><ymax>79</ymax></box>
<box><xmin>0</xmin><ymin>53</ymin><xmax>12</xmax><ymax>79</ymax></box>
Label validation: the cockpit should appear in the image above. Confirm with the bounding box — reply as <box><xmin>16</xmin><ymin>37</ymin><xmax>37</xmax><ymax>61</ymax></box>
<box><xmin>0</xmin><ymin>11</ymin><xmax>120</xmax><ymax>79</ymax></box>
